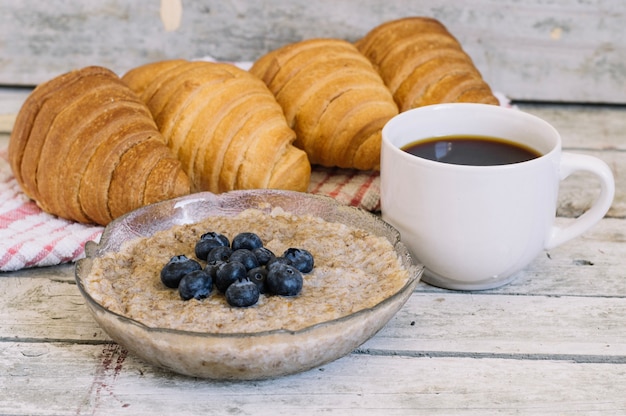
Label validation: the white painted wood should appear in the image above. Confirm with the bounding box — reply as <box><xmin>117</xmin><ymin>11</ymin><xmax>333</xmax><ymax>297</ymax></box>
<box><xmin>0</xmin><ymin>88</ymin><xmax>29</xmax><ymax>133</ymax></box>
<box><xmin>2</xmin><ymin>273</ymin><xmax>626</xmax><ymax>355</ymax></box>
<box><xmin>1</xmin><ymin>343</ymin><xmax>625</xmax><ymax>415</ymax></box>
<box><xmin>416</xmin><ymin>218</ymin><xmax>626</xmax><ymax>297</ymax></box>
<box><xmin>0</xmin><ymin>273</ymin><xmax>109</xmax><ymax>342</ymax></box>
<box><xmin>520</xmin><ymin>104</ymin><xmax>626</xmax><ymax>151</ymax></box>
<box><xmin>0</xmin><ymin>0</ymin><xmax>625</xmax><ymax>103</ymax></box>
<box><xmin>549</xmin><ymin>149</ymin><xmax>624</xmax><ymax>218</ymax></box>
<box><xmin>364</xmin><ymin>291</ymin><xmax>626</xmax><ymax>357</ymax></box>
<box><xmin>554</xmin><ymin>150</ymin><xmax>625</xmax><ymax>218</ymax></box>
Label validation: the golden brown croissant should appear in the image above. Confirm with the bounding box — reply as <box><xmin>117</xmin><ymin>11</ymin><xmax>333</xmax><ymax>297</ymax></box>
<box><xmin>122</xmin><ymin>60</ymin><xmax>311</xmax><ymax>193</ymax></box>
<box><xmin>249</xmin><ymin>38</ymin><xmax>399</xmax><ymax>171</ymax></box>
<box><xmin>355</xmin><ymin>17</ymin><xmax>499</xmax><ymax>111</ymax></box>
<box><xmin>8</xmin><ymin>66</ymin><xmax>191</xmax><ymax>226</ymax></box>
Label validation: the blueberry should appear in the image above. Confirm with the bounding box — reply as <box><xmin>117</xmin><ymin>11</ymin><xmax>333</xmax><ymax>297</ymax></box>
<box><xmin>225</xmin><ymin>278</ymin><xmax>260</xmax><ymax>307</ymax></box>
<box><xmin>206</xmin><ymin>246</ymin><xmax>233</xmax><ymax>263</ymax></box>
<box><xmin>205</xmin><ymin>231</ymin><xmax>230</xmax><ymax>247</ymax></box>
<box><xmin>194</xmin><ymin>232</ymin><xmax>230</xmax><ymax>260</ymax></box>
<box><xmin>252</xmin><ymin>246</ymin><xmax>275</xmax><ymax>265</ymax></box>
<box><xmin>231</xmin><ymin>232</ymin><xmax>263</xmax><ymax>251</ymax></box>
<box><xmin>266</xmin><ymin>263</ymin><xmax>303</xmax><ymax>296</ymax></box>
<box><xmin>266</xmin><ymin>256</ymin><xmax>292</xmax><ymax>270</ymax></box>
<box><xmin>283</xmin><ymin>248</ymin><xmax>314</xmax><ymax>273</ymax></box>
<box><xmin>205</xmin><ymin>260</ymin><xmax>226</xmax><ymax>278</ymax></box>
<box><xmin>229</xmin><ymin>249</ymin><xmax>260</xmax><ymax>270</ymax></box>
<box><xmin>160</xmin><ymin>255</ymin><xmax>202</xmax><ymax>288</ymax></box>
<box><xmin>215</xmin><ymin>261</ymin><xmax>247</xmax><ymax>293</ymax></box>
<box><xmin>247</xmin><ymin>266</ymin><xmax>268</xmax><ymax>294</ymax></box>
<box><xmin>178</xmin><ymin>269</ymin><xmax>213</xmax><ymax>300</ymax></box>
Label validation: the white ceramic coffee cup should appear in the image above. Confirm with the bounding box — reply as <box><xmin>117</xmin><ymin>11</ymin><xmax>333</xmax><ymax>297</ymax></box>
<box><xmin>380</xmin><ymin>103</ymin><xmax>615</xmax><ymax>290</ymax></box>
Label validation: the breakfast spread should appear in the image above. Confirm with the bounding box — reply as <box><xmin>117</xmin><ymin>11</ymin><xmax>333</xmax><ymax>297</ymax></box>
<box><xmin>8</xmin><ymin>16</ymin><xmax>497</xmax><ymax>226</ymax></box>
<box><xmin>82</xmin><ymin>207</ymin><xmax>411</xmax><ymax>333</ymax></box>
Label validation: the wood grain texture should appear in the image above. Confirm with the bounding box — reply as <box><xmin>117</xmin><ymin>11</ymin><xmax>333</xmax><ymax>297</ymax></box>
<box><xmin>1</xmin><ymin>343</ymin><xmax>625</xmax><ymax>415</ymax></box>
<box><xmin>2</xmin><ymin>268</ymin><xmax>626</xmax><ymax>352</ymax></box>
<box><xmin>0</xmin><ymin>0</ymin><xmax>625</xmax><ymax>103</ymax></box>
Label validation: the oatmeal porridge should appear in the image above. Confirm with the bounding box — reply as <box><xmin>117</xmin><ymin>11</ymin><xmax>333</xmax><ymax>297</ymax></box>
<box><xmin>84</xmin><ymin>207</ymin><xmax>410</xmax><ymax>333</ymax></box>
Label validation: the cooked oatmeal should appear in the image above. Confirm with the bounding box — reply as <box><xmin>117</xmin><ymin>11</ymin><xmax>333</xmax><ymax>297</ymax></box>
<box><xmin>84</xmin><ymin>207</ymin><xmax>410</xmax><ymax>333</ymax></box>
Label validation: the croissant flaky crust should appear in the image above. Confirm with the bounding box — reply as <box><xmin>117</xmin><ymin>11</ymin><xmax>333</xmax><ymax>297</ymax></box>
<box><xmin>122</xmin><ymin>60</ymin><xmax>311</xmax><ymax>193</ymax></box>
<box><xmin>250</xmin><ymin>38</ymin><xmax>399</xmax><ymax>171</ymax></box>
<box><xmin>355</xmin><ymin>17</ymin><xmax>499</xmax><ymax>111</ymax></box>
<box><xmin>8</xmin><ymin>66</ymin><xmax>191</xmax><ymax>226</ymax></box>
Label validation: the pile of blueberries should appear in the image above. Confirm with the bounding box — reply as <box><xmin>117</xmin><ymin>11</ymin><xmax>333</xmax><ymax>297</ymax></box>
<box><xmin>160</xmin><ymin>231</ymin><xmax>314</xmax><ymax>307</ymax></box>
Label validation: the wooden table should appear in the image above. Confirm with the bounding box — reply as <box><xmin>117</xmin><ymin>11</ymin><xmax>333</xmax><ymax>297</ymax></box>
<box><xmin>1</xmin><ymin>102</ymin><xmax>625</xmax><ymax>415</ymax></box>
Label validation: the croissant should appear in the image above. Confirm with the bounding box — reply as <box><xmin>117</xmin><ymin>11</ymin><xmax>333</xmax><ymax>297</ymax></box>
<box><xmin>8</xmin><ymin>66</ymin><xmax>191</xmax><ymax>226</ymax></box>
<box><xmin>122</xmin><ymin>60</ymin><xmax>311</xmax><ymax>193</ymax></box>
<box><xmin>250</xmin><ymin>38</ymin><xmax>399</xmax><ymax>171</ymax></box>
<box><xmin>355</xmin><ymin>17</ymin><xmax>499</xmax><ymax>111</ymax></box>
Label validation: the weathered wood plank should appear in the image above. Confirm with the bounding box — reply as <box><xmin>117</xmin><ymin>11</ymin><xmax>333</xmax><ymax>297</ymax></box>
<box><xmin>0</xmin><ymin>87</ymin><xmax>30</xmax><ymax>128</ymax></box>
<box><xmin>364</xmin><ymin>290</ymin><xmax>626</xmax><ymax>357</ymax></box>
<box><xmin>0</xmin><ymin>0</ymin><xmax>625</xmax><ymax>103</ymax></box>
<box><xmin>2</xmin><ymin>259</ymin><xmax>626</xmax><ymax>356</ymax></box>
<box><xmin>1</xmin><ymin>342</ymin><xmax>625</xmax><ymax>415</ymax></box>
<box><xmin>477</xmin><ymin>217</ymin><xmax>626</xmax><ymax>296</ymax></box>
<box><xmin>555</xmin><ymin>150</ymin><xmax>625</xmax><ymax>219</ymax></box>
<box><xmin>0</xmin><ymin>272</ymin><xmax>109</xmax><ymax>343</ymax></box>
<box><xmin>520</xmin><ymin>104</ymin><xmax>626</xmax><ymax>151</ymax></box>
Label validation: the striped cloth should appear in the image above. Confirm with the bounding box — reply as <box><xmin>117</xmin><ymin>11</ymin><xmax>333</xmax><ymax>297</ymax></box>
<box><xmin>0</xmin><ymin>148</ymin><xmax>104</xmax><ymax>271</ymax></box>
<box><xmin>0</xmin><ymin>143</ymin><xmax>380</xmax><ymax>272</ymax></box>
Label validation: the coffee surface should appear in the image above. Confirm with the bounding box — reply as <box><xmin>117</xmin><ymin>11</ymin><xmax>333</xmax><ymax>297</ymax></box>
<box><xmin>402</xmin><ymin>135</ymin><xmax>541</xmax><ymax>166</ymax></box>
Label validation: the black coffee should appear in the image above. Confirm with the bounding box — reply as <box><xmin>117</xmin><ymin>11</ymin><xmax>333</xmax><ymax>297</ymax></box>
<box><xmin>402</xmin><ymin>135</ymin><xmax>541</xmax><ymax>166</ymax></box>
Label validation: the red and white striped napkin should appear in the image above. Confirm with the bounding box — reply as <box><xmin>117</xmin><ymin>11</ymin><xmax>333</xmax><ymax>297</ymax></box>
<box><xmin>0</xmin><ymin>147</ymin><xmax>104</xmax><ymax>271</ymax></box>
<box><xmin>0</xmin><ymin>144</ymin><xmax>381</xmax><ymax>272</ymax></box>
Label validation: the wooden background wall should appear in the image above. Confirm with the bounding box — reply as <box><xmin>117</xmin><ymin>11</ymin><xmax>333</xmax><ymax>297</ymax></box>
<box><xmin>0</xmin><ymin>0</ymin><xmax>624</xmax><ymax>104</ymax></box>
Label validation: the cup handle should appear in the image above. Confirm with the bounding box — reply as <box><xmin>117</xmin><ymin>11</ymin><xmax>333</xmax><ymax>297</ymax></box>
<box><xmin>545</xmin><ymin>152</ymin><xmax>615</xmax><ymax>250</ymax></box>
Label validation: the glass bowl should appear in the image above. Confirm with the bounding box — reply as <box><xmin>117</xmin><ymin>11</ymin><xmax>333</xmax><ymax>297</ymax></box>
<box><xmin>75</xmin><ymin>190</ymin><xmax>423</xmax><ymax>380</ymax></box>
